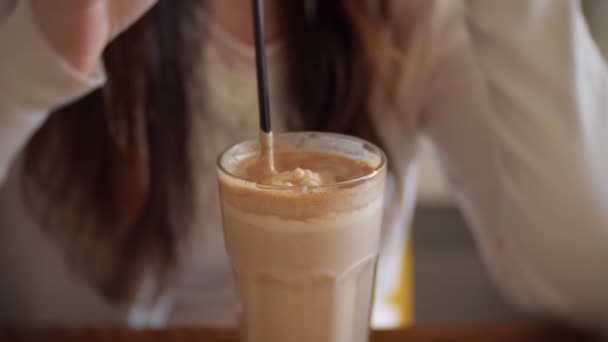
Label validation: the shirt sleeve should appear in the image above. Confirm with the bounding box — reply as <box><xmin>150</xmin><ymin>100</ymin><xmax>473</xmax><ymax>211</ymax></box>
<box><xmin>0</xmin><ymin>0</ymin><xmax>105</xmax><ymax>184</ymax></box>
<box><xmin>421</xmin><ymin>0</ymin><xmax>608</xmax><ymax>329</ymax></box>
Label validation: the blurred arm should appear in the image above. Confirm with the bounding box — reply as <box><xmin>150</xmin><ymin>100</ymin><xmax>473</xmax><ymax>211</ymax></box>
<box><xmin>423</xmin><ymin>0</ymin><xmax>608</xmax><ymax>329</ymax></box>
<box><xmin>0</xmin><ymin>0</ymin><xmax>105</xmax><ymax>184</ymax></box>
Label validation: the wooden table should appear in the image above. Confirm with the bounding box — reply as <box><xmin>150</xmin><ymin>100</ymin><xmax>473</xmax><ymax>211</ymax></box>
<box><xmin>1</xmin><ymin>324</ymin><xmax>603</xmax><ymax>342</ymax></box>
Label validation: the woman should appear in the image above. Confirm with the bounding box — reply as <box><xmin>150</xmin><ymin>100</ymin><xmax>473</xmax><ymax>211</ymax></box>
<box><xmin>1</xmin><ymin>0</ymin><xmax>607</xmax><ymax>330</ymax></box>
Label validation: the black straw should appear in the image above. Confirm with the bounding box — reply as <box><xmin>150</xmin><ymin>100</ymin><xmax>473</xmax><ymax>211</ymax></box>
<box><xmin>252</xmin><ymin>0</ymin><xmax>271</xmax><ymax>133</ymax></box>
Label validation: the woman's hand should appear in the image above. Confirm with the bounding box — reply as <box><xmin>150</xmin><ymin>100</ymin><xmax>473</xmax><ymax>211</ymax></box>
<box><xmin>31</xmin><ymin>0</ymin><xmax>157</xmax><ymax>73</ymax></box>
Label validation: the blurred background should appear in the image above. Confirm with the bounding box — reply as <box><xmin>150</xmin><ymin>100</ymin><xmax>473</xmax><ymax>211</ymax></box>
<box><xmin>411</xmin><ymin>0</ymin><xmax>608</xmax><ymax>323</ymax></box>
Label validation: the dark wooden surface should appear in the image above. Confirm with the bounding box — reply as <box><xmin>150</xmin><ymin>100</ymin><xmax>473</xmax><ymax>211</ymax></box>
<box><xmin>0</xmin><ymin>324</ymin><xmax>602</xmax><ymax>342</ymax></box>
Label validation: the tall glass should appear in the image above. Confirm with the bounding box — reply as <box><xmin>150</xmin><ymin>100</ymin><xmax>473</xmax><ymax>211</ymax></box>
<box><xmin>217</xmin><ymin>132</ymin><xmax>387</xmax><ymax>342</ymax></box>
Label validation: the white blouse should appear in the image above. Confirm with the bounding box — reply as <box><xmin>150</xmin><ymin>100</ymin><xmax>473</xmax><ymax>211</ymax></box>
<box><xmin>1</xmin><ymin>0</ymin><xmax>608</xmax><ymax>331</ymax></box>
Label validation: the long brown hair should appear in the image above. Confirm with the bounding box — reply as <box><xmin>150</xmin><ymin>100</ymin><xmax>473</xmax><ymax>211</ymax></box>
<box><xmin>22</xmin><ymin>0</ymin><xmax>395</xmax><ymax>301</ymax></box>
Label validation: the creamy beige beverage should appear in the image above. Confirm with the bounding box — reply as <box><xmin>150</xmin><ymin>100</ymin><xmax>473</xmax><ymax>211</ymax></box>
<box><xmin>218</xmin><ymin>133</ymin><xmax>386</xmax><ymax>342</ymax></box>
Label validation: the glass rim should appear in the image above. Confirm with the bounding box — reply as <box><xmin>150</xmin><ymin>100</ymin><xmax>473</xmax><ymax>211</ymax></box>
<box><xmin>217</xmin><ymin>132</ymin><xmax>387</xmax><ymax>191</ymax></box>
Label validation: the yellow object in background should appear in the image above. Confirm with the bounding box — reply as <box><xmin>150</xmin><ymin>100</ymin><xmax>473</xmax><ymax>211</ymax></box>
<box><xmin>387</xmin><ymin>239</ymin><xmax>414</xmax><ymax>327</ymax></box>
